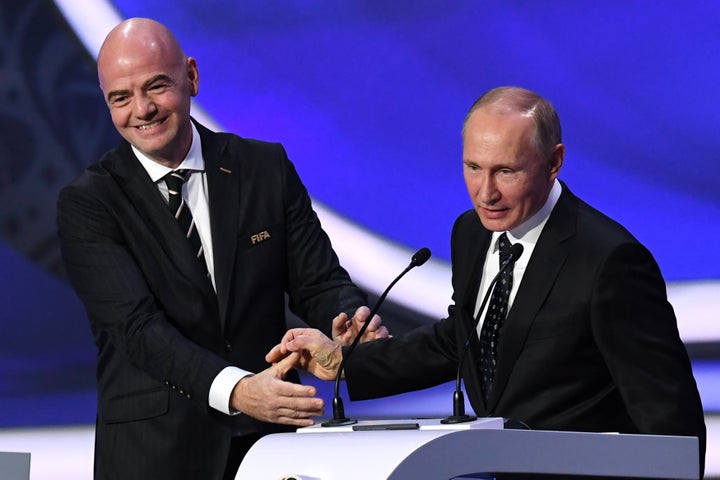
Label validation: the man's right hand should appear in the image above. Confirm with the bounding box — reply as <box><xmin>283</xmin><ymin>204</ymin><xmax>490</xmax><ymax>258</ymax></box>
<box><xmin>230</xmin><ymin>352</ymin><xmax>324</xmax><ymax>426</ymax></box>
<box><xmin>266</xmin><ymin>328</ymin><xmax>342</xmax><ymax>381</ymax></box>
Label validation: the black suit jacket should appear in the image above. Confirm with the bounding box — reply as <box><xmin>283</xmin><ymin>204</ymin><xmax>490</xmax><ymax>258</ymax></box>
<box><xmin>57</xmin><ymin>122</ymin><xmax>366</xmax><ymax>480</ymax></box>
<box><xmin>345</xmin><ymin>183</ymin><xmax>706</xmax><ymax>472</ymax></box>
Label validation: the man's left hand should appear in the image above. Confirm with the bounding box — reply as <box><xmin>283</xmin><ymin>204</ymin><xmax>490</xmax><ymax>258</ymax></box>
<box><xmin>331</xmin><ymin>305</ymin><xmax>389</xmax><ymax>346</ymax></box>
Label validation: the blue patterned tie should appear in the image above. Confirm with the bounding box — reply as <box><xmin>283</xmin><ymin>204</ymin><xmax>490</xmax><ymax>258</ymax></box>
<box><xmin>479</xmin><ymin>232</ymin><xmax>514</xmax><ymax>402</ymax></box>
<box><xmin>163</xmin><ymin>170</ymin><xmax>206</xmax><ymax>270</ymax></box>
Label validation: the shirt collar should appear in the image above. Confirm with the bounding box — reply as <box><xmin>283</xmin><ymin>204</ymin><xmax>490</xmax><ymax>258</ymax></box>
<box><xmin>133</xmin><ymin>123</ymin><xmax>204</xmax><ymax>182</ymax></box>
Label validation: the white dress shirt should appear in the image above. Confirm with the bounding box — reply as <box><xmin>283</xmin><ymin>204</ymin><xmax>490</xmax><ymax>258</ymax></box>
<box><xmin>132</xmin><ymin>124</ymin><xmax>250</xmax><ymax>416</ymax></box>
<box><xmin>475</xmin><ymin>180</ymin><xmax>562</xmax><ymax>337</ymax></box>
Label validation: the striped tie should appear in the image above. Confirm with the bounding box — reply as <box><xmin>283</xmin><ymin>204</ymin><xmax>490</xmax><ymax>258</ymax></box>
<box><xmin>163</xmin><ymin>170</ymin><xmax>206</xmax><ymax>270</ymax></box>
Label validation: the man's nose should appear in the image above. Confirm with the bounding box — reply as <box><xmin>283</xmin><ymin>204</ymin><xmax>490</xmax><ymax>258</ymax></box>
<box><xmin>477</xmin><ymin>176</ymin><xmax>500</xmax><ymax>204</ymax></box>
<box><xmin>133</xmin><ymin>93</ymin><xmax>158</xmax><ymax>119</ymax></box>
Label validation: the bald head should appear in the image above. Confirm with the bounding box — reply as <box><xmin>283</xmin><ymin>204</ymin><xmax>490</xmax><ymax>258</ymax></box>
<box><xmin>98</xmin><ymin>18</ymin><xmax>186</xmax><ymax>86</ymax></box>
<box><xmin>96</xmin><ymin>18</ymin><xmax>199</xmax><ymax>167</ymax></box>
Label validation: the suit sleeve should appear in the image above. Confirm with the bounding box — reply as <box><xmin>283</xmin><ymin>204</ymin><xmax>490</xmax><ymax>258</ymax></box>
<box><xmin>278</xmin><ymin>151</ymin><xmax>367</xmax><ymax>334</ymax></box>
<box><xmin>344</xmin><ymin>213</ymin><xmax>472</xmax><ymax>400</ymax></box>
<box><xmin>57</xmin><ymin>183</ymin><xmax>228</xmax><ymax>411</ymax></box>
<box><xmin>591</xmin><ymin>242</ymin><xmax>706</xmax><ymax>465</ymax></box>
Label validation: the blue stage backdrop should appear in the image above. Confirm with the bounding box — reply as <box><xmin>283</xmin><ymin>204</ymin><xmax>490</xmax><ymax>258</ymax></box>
<box><xmin>0</xmin><ymin>0</ymin><xmax>718</xmax><ymax>428</ymax></box>
<box><xmin>103</xmin><ymin>0</ymin><xmax>720</xmax><ymax>281</ymax></box>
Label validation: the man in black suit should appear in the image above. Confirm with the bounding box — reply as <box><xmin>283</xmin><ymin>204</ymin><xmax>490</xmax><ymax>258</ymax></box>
<box><xmin>269</xmin><ymin>86</ymin><xmax>706</xmax><ymax>474</ymax></box>
<box><xmin>57</xmin><ymin>17</ymin><xmax>385</xmax><ymax>480</ymax></box>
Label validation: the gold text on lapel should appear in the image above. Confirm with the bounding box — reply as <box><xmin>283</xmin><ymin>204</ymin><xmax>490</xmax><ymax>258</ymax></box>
<box><xmin>251</xmin><ymin>231</ymin><xmax>271</xmax><ymax>245</ymax></box>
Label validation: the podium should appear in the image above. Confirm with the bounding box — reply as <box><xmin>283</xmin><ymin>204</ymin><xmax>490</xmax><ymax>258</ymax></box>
<box><xmin>237</xmin><ymin>418</ymin><xmax>699</xmax><ymax>479</ymax></box>
<box><xmin>0</xmin><ymin>452</ymin><xmax>30</xmax><ymax>480</ymax></box>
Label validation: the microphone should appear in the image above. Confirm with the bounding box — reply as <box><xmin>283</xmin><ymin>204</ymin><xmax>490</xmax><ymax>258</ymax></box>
<box><xmin>322</xmin><ymin>247</ymin><xmax>432</xmax><ymax>427</ymax></box>
<box><xmin>441</xmin><ymin>242</ymin><xmax>523</xmax><ymax>424</ymax></box>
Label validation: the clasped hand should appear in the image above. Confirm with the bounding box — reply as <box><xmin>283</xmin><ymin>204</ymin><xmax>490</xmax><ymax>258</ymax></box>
<box><xmin>231</xmin><ymin>307</ymin><xmax>386</xmax><ymax>426</ymax></box>
<box><xmin>266</xmin><ymin>305</ymin><xmax>387</xmax><ymax>380</ymax></box>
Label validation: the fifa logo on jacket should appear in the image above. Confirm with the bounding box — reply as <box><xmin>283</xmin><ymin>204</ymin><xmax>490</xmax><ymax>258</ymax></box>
<box><xmin>251</xmin><ymin>230</ymin><xmax>271</xmax><ymax>245</ymax></box>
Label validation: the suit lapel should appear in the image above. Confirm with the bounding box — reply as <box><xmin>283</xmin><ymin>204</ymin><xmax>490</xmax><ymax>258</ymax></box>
<box><xmin>453</xmin><ymin>215</ymin><xmax>493</xmax><ymax>409</ymax></box>
<box><xmin>487</xmin><ymin>186</ymin><xmax>578</xmax><ymax>410</ymax></box>
<box><xmin>105</xmin><ymin>141</ymin><xmax>216</xmax><ymax>301</ymax></box>
<box><xmin>198</xmin><ymin>124</ymin><xmax>239</xmax><ymax>331</ymax></box>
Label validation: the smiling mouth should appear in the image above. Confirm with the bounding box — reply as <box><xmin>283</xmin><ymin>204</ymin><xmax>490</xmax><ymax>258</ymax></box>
<box><xmin>136</xmin><ymin>119</ymin><xmax>165</xmax><ymax>130</ymax></box>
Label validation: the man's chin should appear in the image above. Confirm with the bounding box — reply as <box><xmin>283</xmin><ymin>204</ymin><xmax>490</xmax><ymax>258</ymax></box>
<box><xmin>478</xmin><ymin>214</ymin><xmax>513</xmax><ymax>232</ymax></box>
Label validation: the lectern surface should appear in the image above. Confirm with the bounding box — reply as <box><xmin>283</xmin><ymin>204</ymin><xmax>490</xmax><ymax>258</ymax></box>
<box><xmin>236</xmin><ymin>419</ymin><xmax>699</xmax><ymax>480</ymax></box>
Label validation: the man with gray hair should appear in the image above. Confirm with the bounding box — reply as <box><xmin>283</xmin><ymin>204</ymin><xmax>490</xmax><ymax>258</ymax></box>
<box><xmin>271</xmin><ymin>86</ymin><xmax>706</xmax><ymax>476</ymax></box>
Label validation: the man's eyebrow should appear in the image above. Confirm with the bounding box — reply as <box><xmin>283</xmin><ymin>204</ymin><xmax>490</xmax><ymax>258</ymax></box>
<box><xmin>142</xmin><ymin>74</ymin><xmax>174</xmax><ymax>89</ymax></box>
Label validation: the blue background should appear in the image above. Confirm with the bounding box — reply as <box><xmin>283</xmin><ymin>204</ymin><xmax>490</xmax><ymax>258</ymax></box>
<box><xmin>109</xmin><ymin>0</ymin><xmax>720</xmax><ymax>281</ymax></box>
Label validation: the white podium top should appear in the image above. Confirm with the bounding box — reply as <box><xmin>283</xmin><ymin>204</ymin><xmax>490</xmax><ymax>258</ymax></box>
<box><xmin>236</xmin><ymin>418</ymin><xmax>699</xmax><ymax>480</ymax></box>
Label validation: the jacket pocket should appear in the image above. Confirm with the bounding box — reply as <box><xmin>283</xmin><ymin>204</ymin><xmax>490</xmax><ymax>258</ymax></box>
<box><xmin>101</xmin><ymin>386</ymin><xmax>169</xmax><ymax>424</ymax></box>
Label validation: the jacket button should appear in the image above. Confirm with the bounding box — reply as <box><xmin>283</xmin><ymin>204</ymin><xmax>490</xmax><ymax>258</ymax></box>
<box><xmin>225</xmin><ymin>341</ymin><xmax>233</xmax><ymax>352</ymax></box>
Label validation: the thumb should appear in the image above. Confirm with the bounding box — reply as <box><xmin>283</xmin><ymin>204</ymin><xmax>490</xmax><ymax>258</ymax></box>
<box><xmin>273</xmin><ymin>351</ymin><xmax>300</xmax><ymax>378</ymax></box>
<box><xmin>265</xmin><ymin>343</ymin><xmax>285</xmax><ymax>364</ymax></box>
<box><xmin>331</xmin><ymin>312</ymin><xmax>349</xmax><ymax>335</ymax></box>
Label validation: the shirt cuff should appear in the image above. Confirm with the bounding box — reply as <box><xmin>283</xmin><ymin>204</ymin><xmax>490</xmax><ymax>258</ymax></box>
<box><xmin>208</xmin><ymin>366</ymin><xmax>253</xmax><ymax>415</ymax></box>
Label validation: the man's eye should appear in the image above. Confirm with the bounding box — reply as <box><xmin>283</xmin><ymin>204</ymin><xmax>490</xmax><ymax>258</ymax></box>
<box><xmin>149</xmin><ymin>82</ymin><xmax>172</xmax><ymax>92</ymax></box>
<box><xmin>110</xmin><ymin>96</ymin><xmax>129</xmax><ymax>106</ymax></box>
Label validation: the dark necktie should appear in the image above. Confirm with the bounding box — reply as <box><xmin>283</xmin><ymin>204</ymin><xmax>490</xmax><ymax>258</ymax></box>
<box><xmin>163</xmin><ymin>170</ymin><xmax>206</xmax><ymax>270</ymax></box>
<box><xmin>479</xmin><ymin>232</ymin><xmax>514</xmax><ymax>402</ymax></box>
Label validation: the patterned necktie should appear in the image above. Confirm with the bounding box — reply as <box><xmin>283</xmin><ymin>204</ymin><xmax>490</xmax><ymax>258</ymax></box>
<box><xmin>479</xmin><ymin>232</ymin><xmax>514</xmax><ymax>402</ymax></box>
<box><xmin>163</xmin><ymin>170</ymin><xmax>206</xmax><ymax>270</ymax></box>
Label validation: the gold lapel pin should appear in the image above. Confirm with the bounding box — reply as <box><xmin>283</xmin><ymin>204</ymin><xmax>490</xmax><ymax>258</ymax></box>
<box><xmin>219</xmin><ymin>167</ymin><xmax>232</xmax><ymax>174</ymax></box>
<box><xmin>251</xmin><ymin>230</ymin><xmax>271</xmax><ymax>245</ymax></box>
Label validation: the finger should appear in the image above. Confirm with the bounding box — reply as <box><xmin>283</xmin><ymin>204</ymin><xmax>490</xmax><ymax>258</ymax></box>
<box><xmin>369</xmin><ymin>314</ymin><xmax>383</xmax><ymax>330</ymax></box>
<box><xmin>280</xmin><ymin>327</ymin><xmax>320</xmax><ymax>345</ymax></box>
<box><xmin>272</xmin><ymin>352</ymin><xmax>301</xmax><ymax>377</ymax></box>
<box><xmin>275</xmin><ymin>417</ymin><xmax>316</xmax><ymax>427</ymax></box>
<box><xmin>331</xmin><ymin>312</ymin><xmax>349</xmax><ymax>332</ymax></box>
<box><xmin>265</xmin><ymin>343</ymin><xmax>287</xmax><ymax>363</ymax></box>
<box><xmin>353</xmin><ymin>305</ymin><xmax>371</xmax><ymax>323</ymax></box>
<box><xmin>285</xmin><ymin>333</ymin><xmax>320</xmax><ymax>352</ymax></box>
<box><xmin>356</xmin><ymin>324</ymin><xmax>389</xmax><ymax>343</ymax></box>
<box><xmin>263</xmin><ymin>374</ymin><xmax>318</xmax><ymax>399</ymax></box>
<box><xmin>274</xmin><ymin>403</ymin><xmax>325</xmax><ymax>419</ymax></box>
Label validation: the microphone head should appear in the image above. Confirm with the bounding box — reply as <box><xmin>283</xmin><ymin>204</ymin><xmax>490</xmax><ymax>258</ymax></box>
<box><xmin>509</xmin><ymin>242</ymin><xmax>524</xmax><ymax>260</ymax></box>
<box><xmin>411</xmin><ymin>247</ymin><xmax>431</xmax><ymax>267</ymax></box>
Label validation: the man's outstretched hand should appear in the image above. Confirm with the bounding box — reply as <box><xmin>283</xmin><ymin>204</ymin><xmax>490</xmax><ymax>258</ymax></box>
<box><xmin>231</xmin><ymin>352</ymin><xmax>324</xmax><ymax>426</ymax></box>
<box><xmin>331</xmin><ymin>305</ymin><xmax>389</xmax><ymax>346</ymax></box>
<box><xmin>266</xmin><ymin>328</ymin><xmax>342</xmax><ymax>381</ymax></box>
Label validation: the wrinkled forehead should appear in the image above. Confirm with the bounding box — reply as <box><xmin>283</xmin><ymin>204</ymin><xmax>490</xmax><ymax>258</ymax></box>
<box><xmin>98</xmin><ymin>37</ymin><xmax>184</xmax><ymax>89</ymax></box>
<box><xmin>465</xmin><ymin>109</ymin><xmax>535</xmax><ymax>142</ymax></box>
<box><xmin>99</xmin><ymin>22</ymin><xmax>183</xmax><ymax>72</ymax></box>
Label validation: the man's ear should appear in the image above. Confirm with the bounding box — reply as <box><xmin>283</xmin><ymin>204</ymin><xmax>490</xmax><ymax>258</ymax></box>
<box><xmin>187</xmin><ymin>57</ymin><xmax>199</xmax><ymax>97</ymax></box>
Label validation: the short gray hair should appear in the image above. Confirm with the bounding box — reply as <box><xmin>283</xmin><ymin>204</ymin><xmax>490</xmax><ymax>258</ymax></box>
<box><xmin>462</xmin><ymin>86</ymin><xmax>562</xmax><ymax>161</ymax></box>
